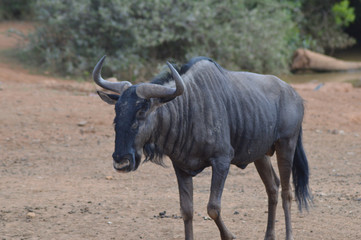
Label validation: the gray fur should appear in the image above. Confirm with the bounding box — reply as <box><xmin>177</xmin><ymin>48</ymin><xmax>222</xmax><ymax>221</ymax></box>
<box><xmin>138</xmin><ymin>61</ymin><xmax>303</xmax><ymax>172</ymax></box>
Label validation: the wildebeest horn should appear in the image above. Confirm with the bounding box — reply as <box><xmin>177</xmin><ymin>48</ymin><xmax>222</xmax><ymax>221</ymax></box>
<box><xmin>136</xmin><ymin>62</ymin><xmax>185</xmax><ymax>100</ymax></box>
<box><xmin>93</xmin><ymin>55</ymin><xmax>131</xmax><ymax>94</ymax></box>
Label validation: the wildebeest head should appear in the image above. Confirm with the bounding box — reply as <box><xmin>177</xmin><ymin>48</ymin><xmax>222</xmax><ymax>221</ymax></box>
<box><xmin>93</xmin><ymin>56</ymin><xmax>184</xmax><ymax>172</ymax></box>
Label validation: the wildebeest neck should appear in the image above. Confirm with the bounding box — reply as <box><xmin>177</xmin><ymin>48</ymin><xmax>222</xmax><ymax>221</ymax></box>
<box><xmin>143</xmin><ymin>62</ymin><xmax>234</xmax><ymax>169</ymax></box>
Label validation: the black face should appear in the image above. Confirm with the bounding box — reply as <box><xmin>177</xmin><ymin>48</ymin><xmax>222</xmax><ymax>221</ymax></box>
<box><xmin>112</xmin><ymin>86</ymin><xmax>150</xmax><ymax>172</ymax></box>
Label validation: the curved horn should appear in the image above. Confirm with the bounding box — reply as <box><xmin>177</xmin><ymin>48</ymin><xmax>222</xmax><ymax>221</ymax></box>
<box><xmin>93</xmin><ymin>55</ymin><xmax>131</xmax><ymax>93</ymax></box>
<box><xmin>136</xmin><ymin>62</ymin><xmax>185</xmax><ymax>100</ymax></box>
<box><xmin>166</xmin><ymin>61</ymin><xmax>185</xmax><ymax>97</ymax></box>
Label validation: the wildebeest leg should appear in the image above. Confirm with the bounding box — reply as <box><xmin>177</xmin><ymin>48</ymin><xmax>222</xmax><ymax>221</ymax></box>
<box><xmin>173</xmin><ymin>165</ymin><xmax>194</xmax><ymax>240</ymax></box>
<box><xmin>254</xmin><ymin>156</ymin><xmax>280</xmax><ymax>240</ymax></box>
<box><xmin>208</xmin><ymin>157</ymin><xmax>235</xmax><ymax>240</ymax></box>
<box><xmin>276</xmin><ymin>137</ymin><xmax>298</xmax><ymax>240</ymax></box>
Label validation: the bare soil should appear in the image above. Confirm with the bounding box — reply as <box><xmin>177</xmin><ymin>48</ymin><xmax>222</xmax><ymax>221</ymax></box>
<box><xmin>1</xmin><ymin>22</ymin><xmax>360</xmax><ymax>240</ymax></box>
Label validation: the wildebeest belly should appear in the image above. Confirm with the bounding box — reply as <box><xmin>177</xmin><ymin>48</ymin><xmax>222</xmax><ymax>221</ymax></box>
<box><xmin>228</xmin><ymin>92</ymin><xmax>279</xmax><ymax>169</ymax></box>
<box><xmin>231</xmin><ymin>127</ymin><xmax>278</xmax><ymax>169</ymax></box>
<box><xmin>231</xmin><ymin>137</ymin><xmax>276</xmax><ymax>169</ymax></box>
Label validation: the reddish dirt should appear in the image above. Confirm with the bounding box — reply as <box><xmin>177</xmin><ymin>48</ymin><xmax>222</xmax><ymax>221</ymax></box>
<box><xmin>1</xmin><ymin>22</ymin><xmax>360</xmax><ymax>239</ymax></box>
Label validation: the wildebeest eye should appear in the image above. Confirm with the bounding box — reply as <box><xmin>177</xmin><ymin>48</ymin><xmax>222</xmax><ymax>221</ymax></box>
<box><xmin>136</xmin><ymin>109</ymin><xmax>147</xmax><ymax>120</ymax></box>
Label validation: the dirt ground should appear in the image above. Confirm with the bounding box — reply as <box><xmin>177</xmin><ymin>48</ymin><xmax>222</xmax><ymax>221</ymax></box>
<box><xmin>1</xmin><ymin>22</ymin><xmax>360</xmax><ymax>240</ymax></box>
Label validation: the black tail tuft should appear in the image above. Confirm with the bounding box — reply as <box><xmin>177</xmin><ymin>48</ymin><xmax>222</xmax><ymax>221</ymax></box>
<box><xmin>292</xmin><ymin>127</ymin><xmax>312</xmax><ymax>211</ymax></box>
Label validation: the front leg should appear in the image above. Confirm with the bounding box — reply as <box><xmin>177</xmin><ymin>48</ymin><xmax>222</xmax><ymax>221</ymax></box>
<box><xmin>173</xmin><ymin>164</ymin><xmax>194</xmax><ymax>240</ymax></box>
<box><xmin>208</xmin><ymin>157</ymin><xmax>236</xmax><ymax>240</ymax></box>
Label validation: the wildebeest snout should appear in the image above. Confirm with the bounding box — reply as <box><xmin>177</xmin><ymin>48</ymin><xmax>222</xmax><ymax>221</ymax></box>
<box><xmin>112</xmin><ymin>153</ymin><xmax>134</xmax><ymax>172</ymax></box>
<box><xmin>112</xmin><ymin>153</ymin><xmax>133</xmax><ymax>163</ymax></box>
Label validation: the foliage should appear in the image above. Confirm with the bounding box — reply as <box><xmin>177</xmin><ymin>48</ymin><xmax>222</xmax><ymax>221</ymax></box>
<box><xmin>0</xmin><ymin>0</ymin><xmax>35</xmax><ymax>20</ymax></box>
<box><xmin>332</xmin><ymin>0</ymin><xmax>355</xmax><ymax>27</ymax></box>
<box><xmin>20</xmin><ymin>0</ymin><xmax>357</xmax><ymax>79</ymax></box>
<box><xmin>23</xmin><ymin>0</ymin><xmax>134</xmax><ymax>79</ymax></box>
<box><xmin>22</xmin><ymin>0</ymin><xmax>301</xmax><ymax>79</ymax></box>
<box><xmin>186</xmin><ymin>0</ymin><xmax>300</xmax><ymax>73</ymax></box>
<box><xmin>299</xmin><ymin>0</ymin><xmax>356</xmax><ymax>53</ymax></box>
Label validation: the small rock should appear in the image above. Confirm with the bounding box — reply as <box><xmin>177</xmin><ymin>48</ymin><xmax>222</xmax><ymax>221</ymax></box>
<box><xmin>26</xmin><ymin>212</ymin><xmax>36</xmax><ymax>218</ymax></box>
<box><xmin>330</xmin><ymin>129</ymin><xmax>339</xmax><ymax>135</ymax></box>
<box><xmin>105</xmin><ymin>176</ymin><xmax>113</xmax><ymax>180</ymax></box>
<box><xmin>80</xmin><ymin>127</ymin><xmax>96</xmax><ymax>134</ymax></box>
<box><xmin>171</xmin><ymin>214</ymin><xmax>182</xmax><ymax>219</ymax></box>
<box><xmin>159</xmin><ymin>211</ymin><xmax>166</xmax><ymax>218</ymax></box>
<box><xmin>77</xmin><ymin>121</ymin><xmax>88</xmax><ymax>127</ymax></box>
<box><xmin>318</xmin><ymin>192</ymin><xmax>327</xmax><ymax>197</ymax></box>
<box><xmin>203</xmin><ymin>216</ymin><xmax>211</xmax><ymax>220</ymax></box>
<box><xmin>233</xmin><ymin>211</ymin><xmax>240</xmax><ymax>215</ymax></box>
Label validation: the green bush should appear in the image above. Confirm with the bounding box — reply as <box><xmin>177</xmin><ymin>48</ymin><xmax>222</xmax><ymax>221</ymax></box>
<box><xmin>186</xmin><ymin>0</ymin><xmax>299</xmax><ymax>73</ymax></box>
<box><xmin>21</xmin><ymin>0</ymin><xmax>356</xmax><ymax>80</ymax></box>
<box><xmin>23</xmin><ymin>0</ymin><xmax>135</xmax><ymax>79</ymax></box>
<box><xmin>332</xmin><ymin>0</ymin><xmax>355</xmax><ymax>27</ymax></box>
<box><xmin>0</xmin><ymin>0</ymin><xmax>35</xmax><ymax>20</ymax></box>
<box><xmin>300</xmin><ymin>0</ymin><xmax>356</xmax><ymax>53</ymax></box>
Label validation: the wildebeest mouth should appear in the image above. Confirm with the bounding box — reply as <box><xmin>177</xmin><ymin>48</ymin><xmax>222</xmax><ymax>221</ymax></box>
<box><xmin>113</xmin><ymin>153</ymin><xmax>141</xmax><ymax>172</ymax></box>
<box><xmin>113</xmin><ymin>159</ymin><xmax>131</xmax><ymax>172</ymax></box>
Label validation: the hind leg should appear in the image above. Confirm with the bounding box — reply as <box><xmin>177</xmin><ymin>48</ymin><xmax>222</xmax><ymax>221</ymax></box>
<box><xmin>275</xmin><ymin>137</ymin><xmax>298</xmax><ymax>240</ymax></box>
<box><xmin>255</xmin><ymin>156</ymin><xmax>280</xmax><ymax>240</ymax></box>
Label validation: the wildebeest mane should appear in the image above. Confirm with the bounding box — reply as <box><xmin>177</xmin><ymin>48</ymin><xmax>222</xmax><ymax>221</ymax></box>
<box><xmin>151</xmin><ymin>56</ymin><xmax>219</xmax><ymax>86</ymax></box>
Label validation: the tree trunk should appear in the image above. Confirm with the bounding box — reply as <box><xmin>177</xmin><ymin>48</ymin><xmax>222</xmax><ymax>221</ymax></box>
<box><xmin>291</xmin><ymin>48</ymin><xmax>361</xmax><ymax>72</ymax></box>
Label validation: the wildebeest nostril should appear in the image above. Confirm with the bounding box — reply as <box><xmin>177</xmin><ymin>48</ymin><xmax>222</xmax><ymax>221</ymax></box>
<box><xmin>113</xmin><ymin>153</ymin><xmax>132</xmax><ymax>163</ymax></box>
<box><xmin>121</xmin><ymin>154</ymin><xmax>133</xmax><ymax>162</ymax></box>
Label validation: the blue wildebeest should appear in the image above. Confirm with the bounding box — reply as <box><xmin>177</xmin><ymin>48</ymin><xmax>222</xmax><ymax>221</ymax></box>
<box><xmin>93</xmin><ymin>56</ymin><xmax>311</xmax><ymax>240</ymax></box>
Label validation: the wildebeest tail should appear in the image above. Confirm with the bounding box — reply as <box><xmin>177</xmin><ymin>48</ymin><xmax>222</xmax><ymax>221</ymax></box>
<box><xmin>292</xmin><ymin>127</ymin><xmax>312</xmax><ymax>211</ymax></box>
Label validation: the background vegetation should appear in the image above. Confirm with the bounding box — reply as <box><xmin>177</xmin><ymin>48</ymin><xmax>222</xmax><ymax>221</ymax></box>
<box><xmin>0</xmin><ymin>0</ymin><xmax>35</xmax><ymax>20</ymax></box>
<box><xmin>2</xmin><ymin>0</ymin><xmax>359</xmax><ymax>81</ymax></box>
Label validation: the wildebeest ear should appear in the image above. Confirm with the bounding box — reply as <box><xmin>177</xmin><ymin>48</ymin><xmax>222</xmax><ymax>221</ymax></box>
<box><xmin>97</xmin><ymin>91</ymin><xmax>119</xmax><ymax>105</ymax></box>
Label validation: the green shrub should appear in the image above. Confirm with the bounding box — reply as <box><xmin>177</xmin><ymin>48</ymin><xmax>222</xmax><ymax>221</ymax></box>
<box><xmin>300</xmin><ymin>0</ymin><xmax>356</xmax><ymax>53</ymax></box>
<box><xmin>186</xmin><ymin>0</ymin><xmax>299</xmax><ymax>73</ymax></box>
<box><xmin>332</xmin><ymin>0</ymin><xmax>355</xmax><ymax>27</ymax></box>
<box><xmin>23</xmin><ymin>0</ymin><xmax>301</xmax><ymax>79</ymax></box>
<box><xmin>21</xmin><ymin>0</ymin><xmax>356</xmax><ymax>80</ymax></box>
<box><xmin>23</xmin><ymin>0</ymin><xmax>135</xmax><ymax>79</ymax></box>
<box><xmin>0</xmin><ymin>0</ymin><xmax>35</xmax><ymax>20</ymax></box>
